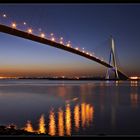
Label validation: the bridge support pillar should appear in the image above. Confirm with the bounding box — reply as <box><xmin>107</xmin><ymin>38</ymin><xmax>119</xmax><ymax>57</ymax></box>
<box><xmin>106</xmin><ymin>36</ymin><xmax>119</xmax><ymax>80</ymax></box>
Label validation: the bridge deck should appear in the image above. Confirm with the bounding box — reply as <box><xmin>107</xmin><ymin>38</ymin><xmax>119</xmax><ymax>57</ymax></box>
<box><xmin>0</xmin><ymin>24</ymin><xmax>129</xmax><ymax>80</ymax></box>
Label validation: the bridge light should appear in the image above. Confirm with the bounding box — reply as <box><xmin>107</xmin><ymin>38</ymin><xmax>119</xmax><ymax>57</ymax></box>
<box><xmin>27</xmin><ymin>28</ymin><xmax>33</xmax><ymax>34</ymax></box>
<box><xmin>3</xmin><ymin>14</ymin><xmax>7</xmax><ymax>18</ymax></box>
<box><xmin>101</xmin><ymin>57</ymin><xmax>104</xmax><ymax>61</ymax></box>
<box><xmin>66</xmin><ymin>43</ymin><xmax>70</xmax><ymax>47</ymax></box>
<box><xmin>59</xmin><ymin>37</ymin><xmax>64</xmax><ymax>44</ymax></box>
<box><xmin>40</xmin><ymin>33</ymin><xmax>45</xmax><ymax>38</ymax></box>
<box><xmin>51</xmin><ymin>37</ymin><xmax>55</xmax><ymax>41</ymax></box>
<box><xmin>86</xmin><ymin>52</ymin><xmax>89</xmax><ymax>55</ymax></box>
<box><xmin>75</xmin><ymin>47</ymin><xmax>79</xmax><ymax>50</ymax></box>
<box><xmin>50</xmin><ymin>33</ymin><xmax>54</xmax><ymax>36</ymax></box>
<box><xmin>60</xmin><ymin>41</ymin><xmax>63</xmax><ymax>44</ymax></box>
<box><xmin>11</xmin><ymin>22</ymin><xmax>17</xmax><ymax>29</ymax></box>
<box><xmin>82</xmin><ymin>50</ymin><xmax>85</xmax><ymax>53</ymax></box>
<box><xmin>60</xmin><ymin>37</ymin><xmax>63</xmax><ymax>40</ymax></box>
<box><xmin>66</xmin><ymin>41</ymin><xmax>71</xmax><ymax>47</ymax></box>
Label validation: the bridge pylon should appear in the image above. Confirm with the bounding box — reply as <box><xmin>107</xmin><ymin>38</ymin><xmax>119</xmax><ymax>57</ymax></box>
<box><xmin>106</xmin><ymin>36</ymin><xmax>119</xmax><ymax>80</ymax></box>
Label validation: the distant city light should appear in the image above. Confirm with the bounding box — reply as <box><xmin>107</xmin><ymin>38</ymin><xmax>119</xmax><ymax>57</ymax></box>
<box><xmin>130</xmin><ymin>76</ymin><xmax>139</xmax><ymax>80</ymax></box>
<box><xmin>23</xmin><ymin>22</ymin><xmax>26</xmax><ymax>25</ymax></box>
<box><xmin>11</xmin><ymin>22</ymin><xmax>17</xmax><ymax>29</ymax></box>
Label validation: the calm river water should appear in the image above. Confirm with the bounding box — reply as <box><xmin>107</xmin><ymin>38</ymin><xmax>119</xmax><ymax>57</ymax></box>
<box><xmin>0</xmin><ymin>80</ymin><xmax>139</xmax><ymax>136</ymax></box>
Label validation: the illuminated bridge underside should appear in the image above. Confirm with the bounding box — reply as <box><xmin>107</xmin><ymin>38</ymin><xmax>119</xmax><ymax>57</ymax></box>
<box><xmin>0</xmin><ymin>24</ymin><xmax>128</xmax><ymax>80</ymax></box>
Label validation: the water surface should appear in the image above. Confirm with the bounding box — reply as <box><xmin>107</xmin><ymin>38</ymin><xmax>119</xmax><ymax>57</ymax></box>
<box><xmin>0</xmin><ymin>80</ymin><xmax>139</xmax><ymax>136</ymax></box>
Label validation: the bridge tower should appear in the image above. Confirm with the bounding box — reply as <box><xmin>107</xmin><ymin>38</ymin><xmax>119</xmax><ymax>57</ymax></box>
<box><xmin>106</xmin><ymin>36</ymin><xmax>119</xmax><ymax>79</ymax></box>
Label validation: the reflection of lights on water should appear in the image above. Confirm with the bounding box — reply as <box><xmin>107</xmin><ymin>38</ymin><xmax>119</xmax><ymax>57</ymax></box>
<box><xmin>24</xmin><ymin>121</ymin><xmax>34</xmax><ymax>133</ymax></box>
<box><xmin>131</xmin><ymin>93</ymin><xmax>138</xmax><ymax>108</ymax></box>
<box><xmin>115</xmin><ymin>81</ymin><xmax>119</xmax><ymax>86</ymax></box>
<box><xmin>49</xmin><ymin>110</ymin><xmax>56</xmax><ymax>136</ymax></box>
<box><xmin>86</xmin><ymin>104</ymin><xmax>90</xmax><ymax>126</ymax></box>
<box><xmin>23</xmin><ymin>102</ymin><xmax>94</xmax><ymax>136</ymax></box>
<box><xmin>89</xmin><ymin>106</ymin><xmax>94</xmax><ymax>122</ymax></box>
<box><xmin>65</xmin><ymin>104</ymin><xmax>71</xmax><ymax>136</ymax></box>
<box><xmin>81</xmin><ymin>103</ymin><xmax>86</xmax><ymax>128</ymax></box>
<box><xmin>58</xmin><ymin>108</ymin><xmax>64</xmax><ymax>136</ymax></box>
<box><xmin>130</xmin><ymin>81</ymin><xmax>138</xmax><ymax>87</ymax></box>
<box><xmin>38</xmin><ymin>114</ymin><xmax>46</xmax><ymax>134</ymax></box>
<box><xmin>74</xmin><ymin>105</ymin><xmax>80</xmax><ymax>131</ymax></box>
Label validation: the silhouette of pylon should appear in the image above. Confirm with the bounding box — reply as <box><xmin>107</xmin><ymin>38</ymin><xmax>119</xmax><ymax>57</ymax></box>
<box><xmin>106</xmin><ymin>36</ymin><xmax>119</xmax><ymax>79</ymax></box>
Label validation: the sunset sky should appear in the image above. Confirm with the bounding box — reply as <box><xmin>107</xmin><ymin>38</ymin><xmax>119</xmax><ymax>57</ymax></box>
<box><xmin>0</xmin><ymin>4</ymin><xmax>140</xmax><ymax>77</ymax></box>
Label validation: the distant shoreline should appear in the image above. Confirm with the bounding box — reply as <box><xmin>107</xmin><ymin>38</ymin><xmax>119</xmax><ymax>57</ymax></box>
<box><xmin>0</xmin><ymin>78</ymin><xmax>137</xmax><ymax>81</ymax></box>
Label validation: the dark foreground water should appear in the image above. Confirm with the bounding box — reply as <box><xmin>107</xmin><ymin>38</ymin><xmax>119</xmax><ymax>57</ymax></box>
<box><xmin>0</xmin><ymin>80</ymin><xmax>139</xmax><ymax>136</ymax></box>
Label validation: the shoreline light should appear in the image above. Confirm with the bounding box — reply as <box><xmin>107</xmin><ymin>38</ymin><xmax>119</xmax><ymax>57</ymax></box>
<box><xmin>130</xmin><ymin>76</ymin><xmax>139</xmax><ymax>80</ymax></box>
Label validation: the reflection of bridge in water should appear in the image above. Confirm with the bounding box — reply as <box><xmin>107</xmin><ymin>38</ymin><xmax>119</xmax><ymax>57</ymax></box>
<box><xmin>23</xmin><ymin>102</ymin><xmax>94</xmax><ymax>136</ymax></box>
<box><xmin>0</xmin><ymin>14</ymin><xmax>129</xmax><ymax>80</ymax></box>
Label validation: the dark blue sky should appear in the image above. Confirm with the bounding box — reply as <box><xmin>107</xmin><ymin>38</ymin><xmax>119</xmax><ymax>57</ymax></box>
<box><xmin>0</xmin><ymin>4</ymin><xmax>140</xmax><ymax>77</ymax></box>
